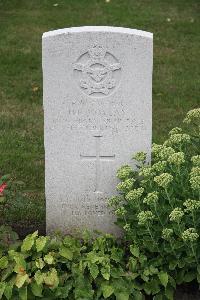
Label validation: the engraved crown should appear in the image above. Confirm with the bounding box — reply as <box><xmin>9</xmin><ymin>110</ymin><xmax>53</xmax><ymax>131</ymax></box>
<box><xmin>89</xmin><ymin>45</ymin><xmax>106</xmax><ymax>60</ymax></box>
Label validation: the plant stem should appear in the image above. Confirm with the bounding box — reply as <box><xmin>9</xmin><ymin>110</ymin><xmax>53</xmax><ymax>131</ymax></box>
<box><xmin>165</xmin><ymin>188</ymin><xmax>173</xmax><ymax>209</ymax></box>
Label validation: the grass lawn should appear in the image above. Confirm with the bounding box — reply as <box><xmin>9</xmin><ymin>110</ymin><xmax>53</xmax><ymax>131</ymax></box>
<box><xmin>0</xmin><ymin>0</ymin><xmax>199</xmax><ymax>235</ymax></box>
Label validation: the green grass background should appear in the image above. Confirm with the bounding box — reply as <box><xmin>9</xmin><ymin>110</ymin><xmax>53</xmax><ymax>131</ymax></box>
<box><xmin>0</xmin><ymin>0</ymin><xmax>199</xmax><ymax>233</ymax></box>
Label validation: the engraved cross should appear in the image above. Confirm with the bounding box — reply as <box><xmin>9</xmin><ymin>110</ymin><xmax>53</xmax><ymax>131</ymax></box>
<box><xmin>80</xmin><ymin>135</ymin><xmax>115</xmax><ymax>193</ymax></box>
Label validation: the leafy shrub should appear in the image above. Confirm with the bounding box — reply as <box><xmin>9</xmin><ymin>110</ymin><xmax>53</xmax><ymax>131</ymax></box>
<box><xmin>0</xmin><ymin>230</ymin><xmax>148</xmax><ymax>300</ymax></box>
<box><xmin>0</xmin><ymin>108</ymin><xmax>199</xmax><ymax>299</ymax></box>
<box><xmin>108</xmin><ymin>108</ymin><xmax>200</xmax><ymax>298</ymax></box>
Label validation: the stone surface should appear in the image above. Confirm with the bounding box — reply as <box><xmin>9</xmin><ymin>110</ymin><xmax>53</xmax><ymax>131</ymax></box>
<box><xmin>43</xmin><ymin>26</ymin><xmax>153</xmax><ymax>235</ymax></box>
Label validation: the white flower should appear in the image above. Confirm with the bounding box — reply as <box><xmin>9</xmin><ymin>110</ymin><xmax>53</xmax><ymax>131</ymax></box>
<box><xmin>169</xmin><ymin>208</ymin><xmax>184</xmax><ymax>222</ymax></box>
<box><xmin>154</xmin><ymin>173</ymin><xmax>173</xmax><ymax>188</ymax></box>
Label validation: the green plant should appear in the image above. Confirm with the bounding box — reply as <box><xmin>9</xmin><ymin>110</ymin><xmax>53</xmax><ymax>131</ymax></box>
<box><xmin>108</xmin><ymin>108</ymin><xmax>200</xmax><ymax>299</ymax></box>
<box><xmin>0</xmin><ymin>230</ymin><xmax>146</xmax><ymax>300</ymax></box>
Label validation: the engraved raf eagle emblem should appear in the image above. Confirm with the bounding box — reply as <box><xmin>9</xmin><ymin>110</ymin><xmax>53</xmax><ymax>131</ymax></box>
<box><xmin>73</xmin><ymin>45</ymin><xmax>121</xmax><ymax>96</ymax></box>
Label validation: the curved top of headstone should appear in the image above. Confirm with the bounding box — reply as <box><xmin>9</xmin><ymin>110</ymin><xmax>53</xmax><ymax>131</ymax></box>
<box><xmin>43</xmin><ymin>26</ymin><xmax>153</xmax><ymax>39</ymax></box>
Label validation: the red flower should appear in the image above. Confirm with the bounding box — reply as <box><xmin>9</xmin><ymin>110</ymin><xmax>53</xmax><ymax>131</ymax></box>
<box><xmin>0</xmin><ymin>182</ymin><xmax>7</xmax><ymax>196</ymax></box>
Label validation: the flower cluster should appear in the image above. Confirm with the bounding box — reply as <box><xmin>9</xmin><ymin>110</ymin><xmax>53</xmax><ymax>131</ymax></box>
<box><xmin>125</xmin><ymin>188</ymin><xmax>144</xmax><ymax>202</ymax></box>
<box><xmin>189</xmin><ymin>167</ymin><xmax>200</xmax><ymax>191</ymax></box>
<box><xmin>143</xmin><ymin>192</ymin><xmax>159</xmax><ymax>206</ymax></box>
<box><xmin>169</xmin><ymin>208</ymin><xmax>184</xmax><ymax>222</ymax></box>
<box><xmin>190</xmin><ymin>167</ymin><xmax>200</xmax><ymax>177</ymax></box>
<box><xmin>182</xmin><ymin>228</ymin><xmax>199</xmax><ymax>242</ymax></box>
<box><xmin>123</xmin><ymin>223</ymin><xmax>131</xmax><ymax>232</ymax></box>
<box><xmin>115</xmin><ymin>207</ymin><xmax>126</xmax><ymax>217</ymax></box>
<box><xmin>117</xmin><ymin>165</ymin><xmax>133</xmax><ymax>180</ymax></box>
<box><xmin>133</xmin><ymin>151</ymin><xmax>147</xmax><ymax>163</ymax></box>
<box><xmin>151</xmin><ymin>161</ymin><xmax>167</xmax><ymax>173</ymax></box>
<box><xmin>107</xmin><ymin>196</ymin><xmax>122</xmax><ymax>208</ymax></box>
<box><xmin>162</xmin><ymin>228</ymin><xmax>173</xmax><ymax>240</ymax></box>
<box><xmin>137</xmin><ymin>211</ymin><xmax>154</xmax><ymax>225</ymax></box>
<box><xmin>169</xmin><ymin>127</ymin><xmax>183</xmax><ymax>136</ymax></box>
<box><xmin>183</xmin><ymin>199</ymin><xmax>200</xmax><ymax>212</ymax></box>
<box><xmin>191</xmin><ymin>155</ymin><xmax>200</xmax><ymax>167</ymax></box>
<box><xmin>159</xmin><ymin>146</ymin><xmax>175</xmax><ymax>160</ymax></box>
<box><xmin>139</xmin><ymin>166</ymin><xmax>153</xmax><ymax>178</ymax></box>
<box><xmin>167</xmin><ymin>152</ymin><xmax>185</xmax><ymax>166</ymax></box>
<box><xmin>152</xmin><ymin>143</ymin><xmax>163</xmax><ymax>160</ymax></box>
<box><xmin>154</xmin><ymin>173</ymin><xmax>173</xmax><ymax>188</ymax></box>
<box><xmin>183</xmin><ymin>108</ymin><xmax>200</xmax><ymax>124</ymax></box>
<box><xmin>117</xmin><ymin>178</ymin><xmax>135</xmax><ymax>193</ymax></box>
<box><xmin>165</xmin><ymin>133</ymin><xmax>191</xmax><ymax>147</ymax></box>
<box><xmin>189</xmin><ymin>176</ymin><xmax>200</xmax><ymax>191</ymax></box>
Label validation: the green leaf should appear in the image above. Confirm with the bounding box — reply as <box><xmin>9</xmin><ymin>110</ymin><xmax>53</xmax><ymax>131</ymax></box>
<box><xmin>59</xmin><ymin>246</ymin><xmax>73</xmax><ymax>260</ymax></box>
<box><xmin>133</xmin><ymin>290</ymin><xmax>144</xmax><ymax>300</ymax></box>
<box><xmin>36</xmin><ymin>236</ymin><xmax>48</xmax><ymax>252</ymax></box>
<box><xmin>0</xmin><ymin>282</ymin><xmax>6</xmax><ymax>298</ymax></box>
<box><xmin>115</xmin><ymin>292</ymin><xmax>129</xmax><ymax>300</ymax></box>
<box><xmin>184</xmin><ymin>272</ymin><xmax>196</xmax><ymax>283</ymax></box>
<box><xmin>153</xmin><ymin>294</ymin><xmax>163</xmax><ymax>300</ymax></box>
<box><xmin>15</xmin><ymin>273</ymin><xmax>29</xmax><ymax>288</ymax></box>
<box><xmin>165</xmin><ymin>286</ymin><xmax>174</xmax><ymax>300</ymax></box>
<box><xmin>13</xmin><ymin>255</ymin><xmax>26</xmax><ymax>274</ymax></box>
<box><xmin>101</xmin><ymin>265</ymin><xmax>110</xmax><ymax>280</ymax></box>
<box><xmin>21</xmin><ymin>231</ymin><xmax>38</xmax><ymax>252</ymax></box>
<box><xmin>4</xmin><ymin>283</ymin><xmax>13</xmax><ymax>300</ymax></box>
<box><xmin>31</xmin><ymin>281</ymin><xmax>43</xmax><ymax>297</ymax></box>
<box><xmin>102</xmin><ymin>284</ymin><xmax>114</xmax><ymax>298</ymax></box>
<box><xmin>34</xmin><ymin>271</ymin><xmax>44</xmax><ymax>285</ymax></box>
<box><xmin>128</xmin><ymin>257</ymin><xmax>137</xmax><ymax>272</ymax></box>
<box><xmin>0</xmin><ymin>256</ymin><xmax>8</xmax><ymax>269</ymax></box>
<box><xmin>88</xmin><ymin>264</ymin><xmax>99</xmax><ymax>279</ymax></box>
<box><xmin>130</xmin><ymin>245</ymin><xmax>140</xmax><ymax>258</ymax></box>
<box><xmin>144</xmin><ymin>280</ymin><xmax>160</xmax><ymax>295</ymax></box>
<box><xmin>43</xmin><ymin>268</ymin><xmax>59</xmax><ymax>289</ymax></box>
<box><xmin>19</xmin><ymin>286</ymin><xmax>27</xmax><ymax>300</ymax></box>
<box><xmin>169</xmin><ymin>260</ymin><xmax>177</xmax><ymax>270</ymax></box>
<box><xmin>44</xmin><ymin>253</ymin><xmax>54</xmax><ymax>265</ymax></box>
<box><xmin>36</xmin><ymin>258</ymin><xmax>45</xmax><ymax>269</ymax></box>
<box><xmin>158</xmin><ymin>271</ymin><xmax>168</xmax><ymax>288</ymax></box>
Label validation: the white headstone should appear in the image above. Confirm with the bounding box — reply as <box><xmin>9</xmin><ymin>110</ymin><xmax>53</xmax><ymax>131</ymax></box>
<box><xmin>43</xmin><ymin>26</ymin><xmax>153</xmax><ymax>235</ymax></box>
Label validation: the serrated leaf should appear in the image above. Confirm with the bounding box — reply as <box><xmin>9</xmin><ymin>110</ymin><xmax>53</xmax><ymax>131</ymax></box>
<box><xmin>158</xmin><ymin>271</ymin><xmax>168</xmax><ymax>288</ymax></box>
<box><xmin>59</xmin><ymin>246</ymin><xmax>73</xmax><ymax>260</ymax></box>
<box><xmin>102</xmin><ymin>284</ymin><xmax>114</xmax><ymax>298</ymax></box>
<box><xmin>44</xmin><ymin>268</ymin><xmax>59</xmax><ymax>289</ymax></box>
<box><xmin>35</xmin><ymin>271</ymin><xmax>44</xmax><ymax>285</ymax></box>
<box><xmin>101</xmin><ymin>265</ymin><xmax>110</xmax><ymax>280</ymax></box>
<box><xmin>0</xmin><ymin>256</ymin><xmax>8</xmax><ymax>269</ymax></box>
<box><xmin>31</xmin><ymin>281</ymin><xmax>43</xmax><ymax>297</ymax></box>
<box><xmin>115</xmin><ymin>291</ymin><xmax>129</xmax><ymax>300</ymax></box>
<box><xmin>44</xmin><ymin>253</ymin><xmax>54</xmax><ymax>265</ymax></box>
<box><xmin>36</xmin><ymin>258</ymin><xmax>45</xmax><ymax>269</ymax></box>
<box><xmin>130</xmin><ymin>245</ymin><xmax>140</xmax><ymax>258</ymax></box>
<box><xmin>89</xmin><ymin>264</ymin><xmax>99</xmax><ymax>279</ymax></box>
<box><xmin>165</xmin><ymin>286</ymin><xmax>174</xmax><ymax>300</ymax></box>
<box><xmin>13</xmin><ymin>255</ymin><xmax>26</xmax><ymax>274</ymax></box>
<box><xmin>0</xmin><ymin>282</ymin><xmax>5</xmax><ymax>298</ymax></box>
<box><xmin>4</xmin><ymin>283</ymin><xmax>13</xmax><ymax>300</ymax></box>
<box><xmin>36</xmin><ymin>236</ymin><xmax>48</xmax><ymax>252</ymax></box>
<box><xmin>19</xmin><ymin>286</ymin><xmax>27</xmax><ymax>300</ymax></box>
<box><xmin>21</xmin><ymin>231</ymin><xmax>38</xmax><ymax>252</ymax></box>
<box><xmin>128</xmin><ymin>257</ymin><xmax>137</xmax><ymax>272</ymax></box>
<box><xmin>15</xmin><ymin>273</ymin><xmax>29</xmax><ymax>288</ymax></box>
